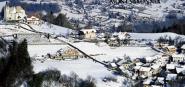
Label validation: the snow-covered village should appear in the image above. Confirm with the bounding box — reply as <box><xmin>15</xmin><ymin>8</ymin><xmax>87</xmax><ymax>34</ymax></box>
<box><xmin>0</xmin><ymin>0</ymin><xmax>185</xmax><ymax>87</ymax></box>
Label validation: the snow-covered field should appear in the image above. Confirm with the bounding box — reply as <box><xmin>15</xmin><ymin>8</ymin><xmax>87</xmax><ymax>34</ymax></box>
<box><xmin>73</xmin><ymin>42</ymin><xmax>159</xmax><ymax>61</ymax></box>
<box><xmin>29</xmin><ymin>41</ymin><xmax>159</xmax><ymax>87</ymax></box>
<box><xmin>30</xmin><ymin>23</ymin><xmax>72</xmax><ymax>36</ymax></box>
<box><xmin>28</xmin><ymin>45</ymin><xmax>68</xmax><ymax>57</ymax></box>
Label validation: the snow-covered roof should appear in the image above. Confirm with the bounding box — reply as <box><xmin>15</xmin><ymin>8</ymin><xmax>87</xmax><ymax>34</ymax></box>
<box><xmin>80</xmin><ymin>29</ymin><xmax>96</xmax><ymax>32</ymax></box>
<box><xmin>176</xmin><ymin>66</ymin><xmax>185</xmax><ymax>74</ymax></box>
<box><xmin>166</xmin><ymin>74</ymin><xmax>177</xmax><ymax>81</ymax></box>
<box><xmin>143</xmin><ymin>78</ymin><xmax>152</xmax><ymax>85</ymax></box>
<box><xmin>110</xmin><ymin>63</ymin><xmax>117</xmax><ymax>67</ymax></box>
<box><xmin>166</xmin><ymin>46</ymin><xmax>176</xmax><ymax>49</ymax></box>
<box><xmin>151</xmin><ymin>64</ymin><xmax>160</xmax><ymax>70</ymax></box>
<box><xmin>139</xmin><ymin>67</ymin><xmax>151</xmax><ymax>72</ymax></box>
<box><xmin>135</xmin><ymin>62</ymin><xmax>143</xmax><ymax>66</ymax></box>
<box><xmin>110</xmin><ymin>37</ymin><xmax>117</xmax><ymax>40</ymax></box>
<box><xmin>181</xmin><ymin>44</ymin><xmax>185</xmax><ymax>49</ymax></box>
<box><xmin>166</xmin><ymin>64</ymin><xmax>176</xmax><ymax>70</ymax></box>
<box><xmin>157</xmin><ymin>77</ymin><xmax>164</xmax><ymax>84</ymax></box>
<box><xmin>27</xmin><ymin>16</ymin><xmax>40</xmax><ymax>21</ymax></box>
<box><xmin>134</xmin><ymin>65</ymin><xmax>141</xmax><ymax>70</ymax></box>
<box><xmin>145</xmin><ymin>56</ymin><xmax>156</xmax><ymax>62</ymax></box>
<box><xmin>172</xmin><ymin>54</ymin><xmax>185</xmax><ymax>58</ymax></box>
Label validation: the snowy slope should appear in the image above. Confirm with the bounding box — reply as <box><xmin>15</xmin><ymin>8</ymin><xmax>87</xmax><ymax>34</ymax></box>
<box><xmin>30</xmin><ymin>23</ymin><xmax>72</xmax><ymax>36</ymax></box>
<box><xmin>130</xmin><ymin>32</ymin><xmax>185</xmax><ymax>40</ymax></box>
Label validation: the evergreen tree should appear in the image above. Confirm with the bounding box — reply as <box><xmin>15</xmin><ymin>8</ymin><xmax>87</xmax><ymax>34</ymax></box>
<box><xmin>0</xmin><ymin>40</ymin><xmax>33</xmax><ymax>87</ymax></box>
<box><xmin>53</xmin><ymin>13</ymin><xmax>74</xmax><ymax>29</ymax></box>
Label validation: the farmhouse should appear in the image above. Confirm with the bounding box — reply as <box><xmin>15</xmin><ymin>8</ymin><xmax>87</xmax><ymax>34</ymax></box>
<box><xmin>27</xmin><ymin>14</ymin><xmax>41</xmax><ymax>25</ymax></box>
<box><xmin>164</xmin><ymin>46</ymin><xmax>177</xmax><ymax>54</ymax></box>
<box><xmin>80</xmin><ymin>29</ymin><xmax>96</xmax><ymax>40</ymax></box>
<box><xmin>4</xmin><ymin>5</ymin><xmax>26</xmax><ymax>22</ymax></box>
<box><xmin>55</xmin><ymin>47</ymin><xmax>80</xmax><ymax>60</ymax></box>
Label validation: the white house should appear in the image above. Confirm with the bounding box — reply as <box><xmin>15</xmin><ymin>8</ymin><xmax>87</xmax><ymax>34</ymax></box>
<box><xmin>151</xmin><ymin>64</ymin><xmax>161</xmax><ymax>75</ymax></box>
<box><xmin>139</xmin><ymin>67</ymin><xmax>152</xmax><ymax>77</ymax></box>
<box><xmin>80</xmin><ymin>29</ymin><xmax>96</xmax><ymax>40</ymax></box>
<box><xmin>4</xmin><ymin>5</ymin><xmax>26</xmax><ymax>22</ymax></box>
<box><xmin>166</xmin><ymin>64</ymin><xmax>177</xmax><ymax>70</ymax></box>
<box><xmin>27</xmin><ymin>15</ymin><xmax>40</xmax><ymax>25</ymax></box>
<box><xmin>172</xmin><ymin>54</ymin><xmax>185</xmax><ymax>62</ymax></box>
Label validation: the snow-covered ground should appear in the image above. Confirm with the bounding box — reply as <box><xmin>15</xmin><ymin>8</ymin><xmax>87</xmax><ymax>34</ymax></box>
<box><xmin>33</xmin><ymin>58</ymin><xmax>128</xmax><ymax>87</ymax></box>
<box><xmin>30</xmin><ymin>23</ymin><xmax>72</xmax><ymax>36</ymax></box>
<box><xmin>130</xmin><ymin>32</ymin><xmax>185</xmax><ymax>40</ymax></box>
<box><xmin>73</xmin><ymin>42</ymin><xmax>159</xmax><ymax>61</ymax></box>
<box><xmin>28</xmin><ymin>42</ymin><xmax>159</xmax><ymax>87</ymax></box>
<box><xmin>28</xmin><ymin>45</ymin><xmax>68</xmax><ymax>57</ymax></box>
<box><xmin>0</xmin><ymin>24</ymin><xmax>33</xmax><ymax>36</ymax></box>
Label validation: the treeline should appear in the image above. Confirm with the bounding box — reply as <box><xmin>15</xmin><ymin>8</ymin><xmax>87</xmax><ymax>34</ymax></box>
<box><xmin>165</xmin><ymin>22</ymin><xmax>185</xmax><ymax>35</ymax></box>
<box><xmin>157</xmin><ymin>35</ymin><xmax>185</xmax><ymax>47</ymax></box>
<box><xmin>0</xmin><ymin>39</ymin><xmax>95</xmax><ymax>87</ymax></box>
<box><xmin>110</xmin><ymin>0</ymin><xmax>160</xmax><ymax>4</ymax></box>
<box><xmin>42</xmin><ymin>12</ymin><xmax>74</xmax><ymax>29</ymax></box>
<box><xmin>29</xmin><ymin>70</ymin><xmax>96</xmax><ymax>87</ymax></box>
<box><xmin>7</xmin><ymin>1</ymin><xmax>61</xmax><ymax>13</ymax></box>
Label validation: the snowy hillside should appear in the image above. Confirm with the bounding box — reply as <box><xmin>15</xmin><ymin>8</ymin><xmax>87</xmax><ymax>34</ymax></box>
<box><xmin>53</xmin><ymin>0</ymin><xmax>185</xmax><ymax>32</ymax></box>
<box><xmin>1</xmin><ymin>0</ymin><xmax>185</xmax><ymax>32</ymax></box>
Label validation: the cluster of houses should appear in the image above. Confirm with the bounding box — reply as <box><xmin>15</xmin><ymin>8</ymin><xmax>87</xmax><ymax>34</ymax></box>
<box><xmin>70</xmin><ymin>29</ymin><xmax>150</xmax><ymax>47</ymax></box>
<box><xmin>4</xmin><ymin>3</ymin><xmax>41</xmax><ymax>25</ymax></box>
<box><xmin>107</xmin><ymin>43</ymin><xmax>185</xmax><ymax>87</ymax></box>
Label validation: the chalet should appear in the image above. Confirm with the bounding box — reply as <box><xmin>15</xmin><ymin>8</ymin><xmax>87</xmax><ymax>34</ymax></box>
<box><xmin>139</xmin><ymin>67</ymin><xmax>152</xmax><ymax>77</ymax></box>
<box><xmin>151</xmin><ymin>64</ymin><xmax>161</xmax><ymax>75</ymax></box>
<box><xmin>27</xmin><ymin>14</ymin><xmax>41</xmax><ymax>25</ymax></box>
<box><xmin>164</xmin><ymin>46</ymin><xmax>177</xmax><ymax>54</ymax></box>
<box><xmin>117</xmin><ymin>59</ymin><xmax>134</xmax><ymax>70</ymax></box>
<box><xmin>80</xmin><ymin>29</ymin><xmax>96</xmax><ymax>40</ymax></box>
<box><xmin>107</xmin><ymin>37</ymin><xmax>119</xmax><ymax>47</ymax></box>
<box><xmin>172</xmin><ymin>54</ymin><xmax>185</xmax><ymax>62</ymax></box>
<box><xmin>55</xmin><ymin>47</ymin><xmax>80</xmax><ymax>60</ymax></box>
<box><xmin>4</xmin><ymin>5</ymin><xmax>26</xmax><ymax>22</ymax></box>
